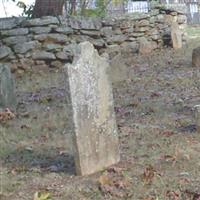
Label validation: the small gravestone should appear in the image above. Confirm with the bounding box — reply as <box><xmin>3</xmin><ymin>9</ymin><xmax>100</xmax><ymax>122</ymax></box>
<box><xmin>192</xmin><ymin>47</ymin><xmax>200</xmax><ymax>67</ymax></box>
<box><xmin>171</xmin><ymin>22</ymin><xmax>182</xmax><ymax>49</ymax></box>
<box><xmin>194</xmin><ymin>105</ymin><xmax>200</xmax><ymax>133</ymax></box>
<box><xmin>64</xmin><ymin>42</ymin><xmax>120</xmax><ymax>176</ymax></box>
<box><xmin>0</xmin><ymin>64</ymin><xmax>16</xmax><ymax>111</ymax></box>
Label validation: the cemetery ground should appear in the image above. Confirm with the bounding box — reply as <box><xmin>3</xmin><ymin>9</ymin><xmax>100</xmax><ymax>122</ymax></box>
<box><xmin>1</xmin><ymin>35</ymin><xmax>200</xmax><ymax>200</ymax></box>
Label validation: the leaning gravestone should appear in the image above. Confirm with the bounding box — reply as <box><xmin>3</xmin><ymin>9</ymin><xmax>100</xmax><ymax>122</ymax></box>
<box><xmin>192</xmin><ymin>47</ymin><xmax>200</xmax><ymax>67</ymax></box>
<box><xmin>171</xmin><ymin>22</ymin><xmax>182</xmax><ymax>49</ymax></box>
<box><xmin>64</xmin><ymin>42</ymin><xmax>120</xmax><ymax>176</ymax></box>
<box><xmin>194</xmin><ymin>105</ymin><xmax>200</xmax><ymax>133</ymax></box>
<box><xmin>0</xmin><ymin>64</ymin><xmax>16</xmax><ymax>111</ymax></box>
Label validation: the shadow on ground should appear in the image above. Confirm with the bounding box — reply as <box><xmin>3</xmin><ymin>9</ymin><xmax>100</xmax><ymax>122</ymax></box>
<box><xmin>2</xmin><ymin>148</ymin><xmax>75</xmax><ymax>175</ymax></box>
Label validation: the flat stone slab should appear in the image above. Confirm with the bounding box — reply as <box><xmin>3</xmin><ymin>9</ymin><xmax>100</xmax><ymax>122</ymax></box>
<box><xmin>64</xmin><ymin>42</ymin><xmax>120</xmax><ymax>175</ymax></box>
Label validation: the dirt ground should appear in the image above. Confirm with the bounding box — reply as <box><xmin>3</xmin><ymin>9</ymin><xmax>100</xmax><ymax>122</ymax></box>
<box><xmin>0</xmin><ymin>31</ymin><xmax>200</xmax><ymax>200</ymax></box>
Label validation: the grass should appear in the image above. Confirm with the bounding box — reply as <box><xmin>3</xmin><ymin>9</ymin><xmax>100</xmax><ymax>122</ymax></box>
<box><xmin>186</xmin><ymin>25</ymin><xmax>200</xmax><ymax>39</ymax></box>
<box><xmin>1</xmin><ymin>35</ymin><xmax>200</xmax><ymax>199</ymax></box>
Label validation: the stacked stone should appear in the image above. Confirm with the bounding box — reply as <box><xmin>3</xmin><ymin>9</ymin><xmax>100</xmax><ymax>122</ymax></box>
<box><xmin>0</xmin><ymin>7</ymin><xmax>187</xmax><ymax>74</ymax></box>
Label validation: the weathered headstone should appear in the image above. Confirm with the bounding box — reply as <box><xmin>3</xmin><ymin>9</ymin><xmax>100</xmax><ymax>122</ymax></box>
<box><xmin>192</xmin><ymin>47</ymin><xmax>200</xmax><ymax>67</ymax></box>
<box><xmin>171</xmin><ymin>22</ymin><xmax>182</xmax><ymax>49</ymax></box>
<box><xmin>64</xmin><ymin>42</ymin><xmax>120</xmax><ymax>176</ymax></box>
<box><xmin>0</xmin><ymin>64</ymin><xmax>16</xmax><ymax>111</ymax></box>
<box><xmin>194</xmin><ymin>105</ymin><xmax>200</xmax><ymax>133</ymax></box>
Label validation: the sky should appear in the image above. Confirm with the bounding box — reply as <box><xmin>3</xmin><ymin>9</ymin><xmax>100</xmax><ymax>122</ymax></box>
<box><xmin>0</xmin><ymin>0</ymin><xmax>35</xmax><ymax>18</ymax></box>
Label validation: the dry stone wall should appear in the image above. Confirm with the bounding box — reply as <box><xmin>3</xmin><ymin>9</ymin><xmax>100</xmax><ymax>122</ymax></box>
<box><xmin>0</xmin><ymin>7</ymin><xmax>187</xmax><ymax>74</ymax></box>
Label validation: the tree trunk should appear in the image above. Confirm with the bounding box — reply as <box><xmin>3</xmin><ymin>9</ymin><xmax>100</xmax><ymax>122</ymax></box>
<box><xmin>33</xmin><ymin>0</ymin><xmax>65</xmax><ymax>18</ymax></box>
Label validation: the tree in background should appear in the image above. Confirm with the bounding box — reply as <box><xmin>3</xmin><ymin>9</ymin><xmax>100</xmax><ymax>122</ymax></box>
<box><xmin>32</xmin><ymin>0</ymin><xmax>65</xmax><ymax>17</ymax></box>
<box><xmin>7</xmin><ymin>0</ymin><xmax>128</xmax><ymax>17</ymax></box>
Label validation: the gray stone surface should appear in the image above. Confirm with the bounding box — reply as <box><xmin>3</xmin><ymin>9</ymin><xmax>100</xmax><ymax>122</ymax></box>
<box><xmin>100</xmin><ymin>27</ymin><xmax>113</xmax><ymax>37</ymax></box>
<box><xmin>13</xmin><ymin>41</ymin><xmax>41</xmax><ymax>54</ymax></box>
<box><xmin>0</xmin><ymin>64</ymin><xmax>16</xmax><ymax>110</ymax></box>
<box><xmin>3</xmin><ymin>36</ymin><xmax>28</xmax><ymax>46</ymax></box>
<box><xmin>0</xmin><ymin>18</ymin><xmax>21</xmax><ymax>30</ymax></box>
<box><xmin>192</xmin><ymin>47</ymin><xmax>200</xmax><ymax>67</ymax></box>
<box><xmin>21</xmin><ymin>16</ymin><xmax>59</xmax><ymax>27</ymax></box>
<box><xmin>56</xmin><ymin>51</ymin><xmax>71</xmax><ymax>60</ymax></box>
<box><xmin>43</xmin><ymin>43</ymin><xmax>62</xmax><ymax>51</ymax></box>
<box><xmin>1</xmin><ymin>28</ymin><xmax>28</xmax><ymax>36</ymax></box>
<box><xmin>69</xmin><ymin>17</ymin><xmax>102</xmax><ymax>30</ymax></box>
<box><xmin>30</xmin><ymin>27</ymin><xmax>52</xmax><ymax>34</ymax></box>
<box><xmin>54</xmin><ymin>26</ymin><xmax>73</xmax><ymax>34</ymax></box>
<box><xmin>34</xmin><ymin>34</ymin><xmax>69</xmax><ymax>43</ymax></box>
<box><xmin>32</xmin><ymin>51</ymin><xmax>56</xmax><ymax>60</ymax></box>
<box><xmin>64</xmin><ymin>41</ymin><xmax>120</xmax><ymax>175</ymax></box>
<box><xmin>80</xmin><ymin>30</ymin><xmax>100</xmax><ymax>37</ymax></box>
<box><xmin>90</xmin><ymin>39</ymin><xmax>105</xmax><ymax>48</ymax></box>
<box><xmin>0</xmin><ymin>46</ymin><xmax>12</xmax><ymax>59</ymax></box>
<box><xmin>107</xmin><ymin>35</ymin><xmax>127</xmax><ymax>44</ymax></box>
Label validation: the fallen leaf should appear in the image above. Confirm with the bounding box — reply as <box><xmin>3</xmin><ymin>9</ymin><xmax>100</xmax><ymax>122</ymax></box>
<box><xmin>0</xmin><ymin>108</ymin><xmax>15</xmax><ymax>123</ymax></box>
<box><xmin>141</xmin><ymin>165</ymin><xmax>156</xmax><ymax>185</ymax></box>
<box><xmin>33</xmin><ymin>191</ymin><xmax>51</xmax><ymax>200</ymax></box>
<box><xmin>99</xmin><ymin>174</ymin><xmax>113</xmax><ymax>186</ymax></box>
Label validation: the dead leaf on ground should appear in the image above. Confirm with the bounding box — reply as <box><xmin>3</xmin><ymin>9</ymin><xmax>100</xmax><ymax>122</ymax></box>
<box><xmin>33</xmin><ymin>191</ymin><xmax>51</xmax><ymax>200</ymax></box>
<box><xmin>99</xmin><ymin>174</ymin><xmax>113</xmax><ymax>186</ymax></box>
<box><xmin>166</xmin><ymin>190</ymin><xmax>181</xmax><ymax>200</ymax></box>
<box><xmin>141</xmin><ymin>165</ymin><xmax>156</xmax><ymax>185</ymax></box>
<box><xmin>0</xmin><ymin>108</ymin><xmax>15</xmax><ymax>123</ymax></box>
